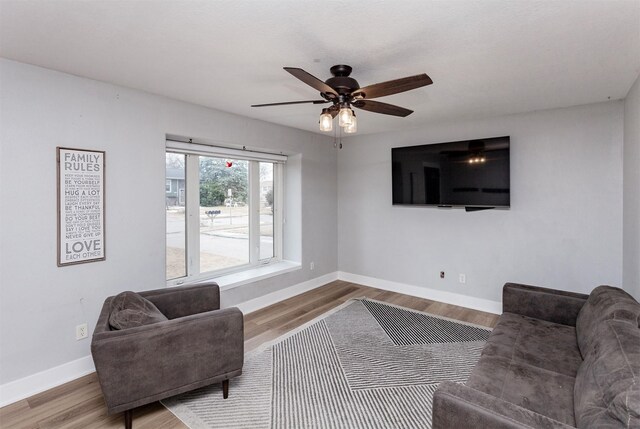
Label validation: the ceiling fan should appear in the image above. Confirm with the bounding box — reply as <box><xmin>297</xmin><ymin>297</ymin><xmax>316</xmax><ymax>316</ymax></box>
<box><xmin>251</xmin><ymin>65</ymin><xmax>433</xmax><ymax>133</ymax></box>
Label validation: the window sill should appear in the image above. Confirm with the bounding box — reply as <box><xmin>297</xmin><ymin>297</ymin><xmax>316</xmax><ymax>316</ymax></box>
<box><xmin>199</xmin><ymin>260</ymin><xmax>301</xmax><ymax>292</ymax></box>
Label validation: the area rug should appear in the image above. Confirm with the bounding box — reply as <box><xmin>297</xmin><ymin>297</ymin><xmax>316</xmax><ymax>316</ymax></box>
<box><xmin>161</xmin><ymin>298</ymin><xmax>491</xmax><ymax>428</ymax></box>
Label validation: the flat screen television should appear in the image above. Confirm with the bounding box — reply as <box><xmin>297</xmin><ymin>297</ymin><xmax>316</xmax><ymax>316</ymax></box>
<box><xmin>392</xmin><ymin>136</ymin><xmax>510</xmax><ymax>209</ymax></box>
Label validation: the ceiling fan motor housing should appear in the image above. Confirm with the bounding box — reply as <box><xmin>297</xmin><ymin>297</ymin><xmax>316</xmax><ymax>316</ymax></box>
<box><xmin>325</xmin><ymin>64</ymin><xmax>360</xmax><ymax>96</ymax></box>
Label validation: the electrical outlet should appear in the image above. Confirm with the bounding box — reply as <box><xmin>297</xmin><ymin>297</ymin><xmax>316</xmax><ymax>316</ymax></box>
<box><xmin>459</xmin><ymin>274</ymin><xmax>466</xmax><ymax>284</ymax></box>
<box><xmin>310</xmin><ymin>261</ymin><xmax>315</xmax><ymax>271</ymax></box>
<box><xmin>440</xmin><ymin>271</ymin><xmax>445</xmax><ymax>279</ymax></box>
<box><xmin>76</xmin><ymin>323</ymin><xmax>88</xmax><ymax>340</ymax></box>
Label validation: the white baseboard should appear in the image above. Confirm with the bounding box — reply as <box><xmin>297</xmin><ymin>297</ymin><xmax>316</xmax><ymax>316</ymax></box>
<box><xmin>0</xmin><ymin>355</ymin><xmax>95</xmax><ymax>408</ymax></box>
<box><xmin>337</xmin><ymin>271</ymin><xmax>502</xmax><ymax>314</ymax></box>
<box><xmin>235</xmin><ymin>271</ymin><xmax>339</xmax><ymax>314</ymax></box>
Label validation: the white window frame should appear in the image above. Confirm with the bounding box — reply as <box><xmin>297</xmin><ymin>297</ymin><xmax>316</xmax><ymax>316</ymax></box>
<box><xmin>166</xmin><ymin>141</ymin><xmax>286</xmax><ymax>286</ymax></box>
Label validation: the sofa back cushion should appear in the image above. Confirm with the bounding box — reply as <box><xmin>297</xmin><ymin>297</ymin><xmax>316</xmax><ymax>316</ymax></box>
<box><xmin>576</xmin><ymin>286</ymin><xmax>638</xmax><ymax>357</ymax></box>
<box><xmin>574</xmin><ymin>286</ymin><xmax>640</xmax><ymax>428</ymax></box>
<box><xmin>574</xmin><ymin>320</ymin><xmax>640</xmax><ymax>428</ymax></box>
<box><xmin>109</xmin><ymin>291</ymin><xmax>168</xmax><ymax>330</ymax></box>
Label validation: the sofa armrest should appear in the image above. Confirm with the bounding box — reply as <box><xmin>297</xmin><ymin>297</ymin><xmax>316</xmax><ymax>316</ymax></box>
<box><xmin>502</xmin><ymin>282</ymin><xmax>588</xmax><ymax>326</ymax></box>
<box><xmin>140</xmin><ymin>281</ymin><xmax>220</xmax><ymax>319</ymax></box>
<box><xmin>432</xmin><ymin>382</ymin><xmax>574</xmax><ymax>429</ymax></box>
<box><xmin>91</xmin><ymin>307</ymin><xmax>243</xmax><ymax>413</ymax></box>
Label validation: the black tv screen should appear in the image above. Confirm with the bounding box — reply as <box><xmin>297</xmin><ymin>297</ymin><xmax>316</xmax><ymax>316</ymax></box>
<box><xmin>392</xmin><ymin>136</ymin><xmax>510</xmax><ymax>208</ymax></box>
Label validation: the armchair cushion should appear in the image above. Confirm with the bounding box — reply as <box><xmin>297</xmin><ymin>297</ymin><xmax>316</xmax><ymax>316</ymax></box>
<box><xmin>108</xmin><ymin>291</ymin><xmax>168</xmax><ymax>330</ymax></box>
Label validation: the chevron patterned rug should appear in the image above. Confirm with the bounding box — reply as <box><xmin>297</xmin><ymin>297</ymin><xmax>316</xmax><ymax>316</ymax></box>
<box><xmin>162</xmin><ymin>298</ymin><xmax>491</xmax><ymax>429</ymax></box>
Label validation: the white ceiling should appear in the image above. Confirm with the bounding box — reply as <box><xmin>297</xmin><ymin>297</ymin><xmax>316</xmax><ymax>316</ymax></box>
<box><xmin>1</xmin><ymin>0</ymin><xmax>639</xmax><ymax>135</ymax></box>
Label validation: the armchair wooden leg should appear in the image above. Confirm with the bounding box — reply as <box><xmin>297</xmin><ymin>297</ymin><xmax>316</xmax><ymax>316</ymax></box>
<box><xmin>222</xmin><ymin>379</ymin><xmax>229</xmax><ymax>399</ymax></box>
<box><xmin>124</xmin><ymin>409</ymin><xmax>133</xmax><ymax>429</ymax></box>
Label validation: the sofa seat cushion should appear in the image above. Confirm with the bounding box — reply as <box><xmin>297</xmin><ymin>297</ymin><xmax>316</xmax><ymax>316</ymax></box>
<box><xmin>480</xmin><ymin>312</ymin><xmax>583</xmax><ymax>377</ymax></box>
<box><xmin>109</xmin><ymin>291</ymin><xmax>168</xmax><ymax>330</ymax></box>
<box><xmin>467</xmin><ymin>354</ymin><xmax>577</xmax><ymax>426</ymax></box>
<box><xmin>466</xmin><ymin>312</ymin><xmax>584</xmax><ymax>426</ymax></box>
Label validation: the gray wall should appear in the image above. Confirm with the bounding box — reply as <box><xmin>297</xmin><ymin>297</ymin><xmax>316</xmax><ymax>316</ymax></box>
<box><xmin>624</xmin><ymin>75</ymin><xmax>640</xmax><ymax>299</ymax></box>
<box><xmin>338</xmin><ymin>101</ymin><xmax>626</xmax><ymax>302</ymax></box>
<box><xmin>0</xmin><ymin>56</ymin><xmax>636</xmax><ymax>390</ymax></box>
<box><xmin>0</xmin><ymin>59</ymin><xmax>338</xmax><ymax>384</ymax></box>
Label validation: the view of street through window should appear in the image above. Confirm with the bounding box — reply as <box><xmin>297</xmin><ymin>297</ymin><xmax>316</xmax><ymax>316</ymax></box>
<box><xmin>166</xmin><ymin>153</ymin><xmax>275</xmax><ymax>280</ymax></box>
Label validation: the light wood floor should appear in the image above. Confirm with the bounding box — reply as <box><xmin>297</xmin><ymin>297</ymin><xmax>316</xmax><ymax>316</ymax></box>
<box><xmin>0</xmin><ymin>280</ymin><xmax>499</xmax><ymax>429</ymax></box>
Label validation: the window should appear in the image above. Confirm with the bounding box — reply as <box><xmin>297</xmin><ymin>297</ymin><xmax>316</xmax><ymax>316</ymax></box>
<box><xmin>165</xmin><ymin>179</ymin><xmax>172</xmax><ymax>192</ymax></box>
<box><xmin>166</xmin><ymin>141</ymin><xmax>285</xmax><ymax>284</ymax></box>
<box><xmin>259</xmin><ymin>162</ymin><xmax>274</xmax><ymax>260</ymax></box>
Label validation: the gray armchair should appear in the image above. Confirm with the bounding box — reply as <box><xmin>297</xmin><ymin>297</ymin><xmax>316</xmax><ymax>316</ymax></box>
<box><xmin>91</xmin><ymin>282</ymin><xmax>244</xmax><ymax>429</ymax></box>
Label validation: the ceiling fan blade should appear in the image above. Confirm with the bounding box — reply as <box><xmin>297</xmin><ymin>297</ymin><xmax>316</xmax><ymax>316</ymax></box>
<box><xmin>353</xmin><ymin>74</ymin><xmax>432</xmax><ymax>99</ymax></box>
<box><xmin>353</xmin><ymin>100</ymin><xmax>414</xmax><ymax>117</ymax></box>
<box><xmin>284</xmin><ymin>67</ymin><xmax>339</xmax><ymax>98</ymax></box>
<box><xmin>251</xmin><ymin>100</ymin><xmax>328</xmax><ymax>107</ymax></box>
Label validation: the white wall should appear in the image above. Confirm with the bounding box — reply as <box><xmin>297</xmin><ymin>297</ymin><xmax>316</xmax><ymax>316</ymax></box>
<box><xmin>0</xmin><ymin>58</ymin><xmax>338</xmax><ymax>386</ymax></box>
<box><xmin>624</xmin><ymin>75</ymin><xmax>640</xmax><ymax>299</ymax></box>
<box><xmin>338</xmin><ymin>101</ymin><xmax>625</xmax><ymax>303</ymax></box>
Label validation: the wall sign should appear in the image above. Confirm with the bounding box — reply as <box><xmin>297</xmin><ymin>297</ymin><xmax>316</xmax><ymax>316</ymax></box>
<box><xmin>57</xmin><ymin>147</ymin><xmax>105</xmax><ymax>266</ymax></box>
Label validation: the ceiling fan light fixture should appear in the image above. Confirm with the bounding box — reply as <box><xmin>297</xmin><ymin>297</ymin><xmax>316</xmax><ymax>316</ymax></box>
<box><xmin>252</xmin><ymin>65</ymin><xmax>432</xmax><ymax>134</ymax></box>
<box><xmin>319</xmin><ymin>109</ymin><xmax>333</xmax><ymax>132</ymax></box>
<box><xmin>338</xmin><ymin>105</ymin><xmax>353</xmax><ymax>127</ymax></box>
<box><xmin>344</xmin><ymin>111</ymin><xmax>357</xmax><ymax>133</ymax></box>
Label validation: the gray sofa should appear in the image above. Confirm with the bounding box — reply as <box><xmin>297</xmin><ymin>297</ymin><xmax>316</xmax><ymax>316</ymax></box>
<box><xmin>91</xmin><ymin>282</ymin><xmax>244</xmax><ymax>428</ymax></box>
<box><xmin>433</xmin><ymin>283</ymin><xmax>640</xmax><ymax>428</ymax></box>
